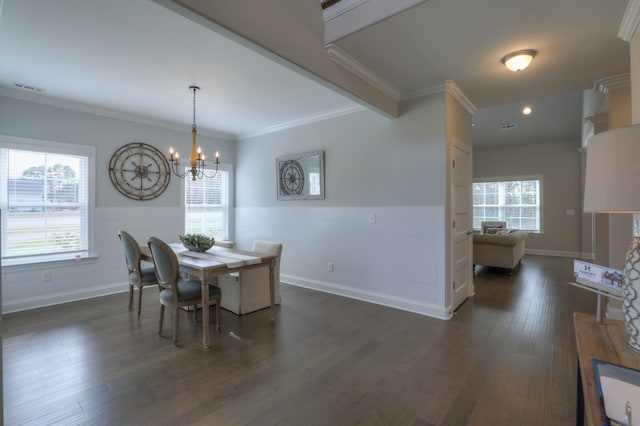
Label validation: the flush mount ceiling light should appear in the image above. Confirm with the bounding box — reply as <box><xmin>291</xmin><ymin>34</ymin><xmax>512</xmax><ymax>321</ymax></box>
<box><xmin>501</xmin><ymin>49</ymin><xmax>537</xmax><ymax>72</ymax></box>
<box><xmin>522</xmin><ymin>106</ymin><xmax>533</xmax><ymax>115</ymax></box>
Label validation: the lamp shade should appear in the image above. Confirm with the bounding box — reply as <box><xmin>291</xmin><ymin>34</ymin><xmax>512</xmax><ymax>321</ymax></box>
<box><xmin>583</xmin><ymin>124</ymin><xmax>640</xmax><ymax>213</ymax></box>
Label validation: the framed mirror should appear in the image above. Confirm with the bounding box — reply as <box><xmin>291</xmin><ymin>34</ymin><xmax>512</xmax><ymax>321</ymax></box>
<box><xmin>277</xmin><ymin>150</ymin><xmax>324</xmax><ymax>200</ymax></box>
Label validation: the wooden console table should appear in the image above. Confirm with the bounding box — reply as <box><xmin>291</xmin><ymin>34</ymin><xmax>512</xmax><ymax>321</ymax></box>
<box><xmin>574</xmin><ymin>312</ymin><xmax>640</xmax><ymax>425</ymax></box>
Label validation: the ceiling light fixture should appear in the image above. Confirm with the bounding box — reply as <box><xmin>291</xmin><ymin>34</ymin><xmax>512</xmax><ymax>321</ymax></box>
<box><xmin>501</xmin><ymin>49</ymin><xmax>537</xmax><ymax>72</ymax></box>
<box><xmin>522</xmin><ymin>106</ymin><xmax>533</xmax><ymax>115</ymax></box>
<box><xmin>169</xmin><ymin>86</ymin><xmax>220</xmax><ymax>181</ymax></box>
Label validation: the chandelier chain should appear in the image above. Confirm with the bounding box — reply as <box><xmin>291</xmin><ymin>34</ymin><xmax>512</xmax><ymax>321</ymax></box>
<box><xmin>192</xmin><ymin>86</ymin><xmax>198</xmax><ymax>131</ymax></box>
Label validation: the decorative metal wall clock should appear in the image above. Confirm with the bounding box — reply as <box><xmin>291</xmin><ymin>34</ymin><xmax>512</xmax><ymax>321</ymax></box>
<box><xmin>279</xmin><ymin>159</ymin><xmax>305</xmax><ymax>195</ymax></box>
<box><xmin>109</xmin><ymin>142</ymin><xmax>171</xmax><ymax>200</ymax></box>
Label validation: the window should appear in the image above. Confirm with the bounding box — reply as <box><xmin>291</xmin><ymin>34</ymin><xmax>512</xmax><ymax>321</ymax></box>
<box><xmin>473</xmin><ymin>178</ymin><xmax>541</xmax><ymax>232</ymax></box>
<box><xmin>0</xmin><ymin>136</ymin><xmax>95</xmax><ymax>264</ymax></box>
<box><xmin>183</xmin><ymin>165</ymin><xmax>231</xmax><ymax>240</ymax></box>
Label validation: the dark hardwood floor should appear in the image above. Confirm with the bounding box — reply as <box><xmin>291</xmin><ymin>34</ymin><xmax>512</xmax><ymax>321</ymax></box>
<box><xmin>3</xmin><ymin>255</ymin><xmax>597</xmax><ymax>425</ymax></box>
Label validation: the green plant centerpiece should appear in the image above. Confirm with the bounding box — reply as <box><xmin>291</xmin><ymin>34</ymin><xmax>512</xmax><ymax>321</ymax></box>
<box><xmin>179</xmin><ymin>233</ymin><xmax>214</xmax><ymax>252</ymax></box>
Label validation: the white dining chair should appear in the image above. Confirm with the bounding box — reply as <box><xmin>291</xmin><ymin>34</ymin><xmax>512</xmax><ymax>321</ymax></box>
<box><xmin>217</xmin><ymin>240</ymin><xmax>282</xmax><ymax>315</ymax></box>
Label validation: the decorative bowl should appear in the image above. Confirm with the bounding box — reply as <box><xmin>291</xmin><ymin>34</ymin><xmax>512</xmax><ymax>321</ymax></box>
<box><xmin>183</xmin><ymin>244</ymin><xmax>211</xmax><ymax>253</ymax></box>
<box><xmin>178</xmin><ymin>234</ymin><xmax>214</xmax><ymax>252</ymax></box>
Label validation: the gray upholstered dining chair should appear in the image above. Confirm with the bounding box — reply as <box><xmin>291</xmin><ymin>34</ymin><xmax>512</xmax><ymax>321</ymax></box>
<box><xmin>118</xmin><ymin>230</ymin><xmax>159</xmax><ymax>315</ymax></box>
<box><xmin>147</xmin><ymin>236</ymin><xmax>222</xmax><ymax>346</ymax></box>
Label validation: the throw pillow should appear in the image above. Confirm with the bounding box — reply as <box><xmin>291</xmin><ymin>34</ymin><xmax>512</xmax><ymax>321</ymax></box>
<box><xmin>483</xmin><ymin>224</ymin><xmax>504</xmax><ymax>234</ymax></box>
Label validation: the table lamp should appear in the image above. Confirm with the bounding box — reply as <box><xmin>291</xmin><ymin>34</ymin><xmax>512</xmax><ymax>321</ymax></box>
<box><xmin>584</xmin><ymin>124</ymin><xmax>640</xmax><ymax>353</ymax></box>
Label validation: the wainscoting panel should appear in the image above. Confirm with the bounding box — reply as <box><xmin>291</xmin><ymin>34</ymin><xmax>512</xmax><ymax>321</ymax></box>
<box><xmin>235</xmin><ymin>206</ymin><xmax>448</xmax><ymax>319</ymax></box>
<box><xmin>2</xmin><ymin>207</ymin><xmax>181</xmax><ymax>313</ymax></box>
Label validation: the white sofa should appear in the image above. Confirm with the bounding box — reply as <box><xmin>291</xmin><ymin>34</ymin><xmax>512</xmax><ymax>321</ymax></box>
<box><xmin>473</xmin><ymin>221</ymin><xmax>528</xmax><ymax>274</ymax></box>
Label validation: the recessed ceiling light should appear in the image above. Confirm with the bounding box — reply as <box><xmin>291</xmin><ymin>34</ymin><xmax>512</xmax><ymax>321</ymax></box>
<box><xmin>522</xmin><ymin>106</ymin><xmax>533</xmax><ymax>115</ymax></box>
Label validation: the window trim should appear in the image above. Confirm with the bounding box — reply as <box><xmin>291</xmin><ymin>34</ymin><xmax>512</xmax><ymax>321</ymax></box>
<box><xmin>0</xmin><ymin>135</ymin><xmax>96</xmax><ymax>267</ymax></box>
<box><xmin>180</xmin><ymin>163</ymin><xmax>234</xmax><ymax>242</ymax></box>
<box><xmin>473</xmin><ymin>174</ymin><xmax>543</xmax><ymax>233</ymax></box>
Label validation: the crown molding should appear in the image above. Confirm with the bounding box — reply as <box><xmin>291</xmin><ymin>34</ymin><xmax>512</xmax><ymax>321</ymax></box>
<box><xmin>1</xmin><ymin>85</ymin><xmax>366</xmax><ymax>143</ymax></box>
<box><xmin>325</xmin><ymin>44</ymin><xmax>401</xmax><ymax>101</ymax></box>
<box><xmin>238</xmin><ymin>104</ymin><xmax>365</xmax><ymax>140</ymax></box>
<box><xmin>402</xmin><ymin>81</ymin><xmax>476</xmax><ymax>114</ymax></box>
<box><xmin>400</xmin><ymin>85</ymin><xmax>443</xmax><ymax>101</ymax></box>
<box><xmin>593</xmin><ymin>73</ymin><xmax>631</xmax><ymax>93</ymax></box>
<box><xmin>323</xmin><ymin>0</ymin><xmax>369</xmax><ymax>22</ymax></box>
<box><xmin>0</xmin><ymin>86</ymin><xmax>235</xmax><ymax>141</ymax></box>
<box><xmin>444</xmin><ymin>81</ymin><xmax>476</xmax><ymax>115</ymax></box>
<box><xmin>618</xmin><ymin>0</ymin><xmax>640</xmax><ymax>42</ymax></box>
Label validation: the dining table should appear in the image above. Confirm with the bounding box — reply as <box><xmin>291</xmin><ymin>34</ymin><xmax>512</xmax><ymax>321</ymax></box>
<box><xmin>140</xmin><ymin>243</ymin><xmax>278</xmax><ymax>349</ymax></box>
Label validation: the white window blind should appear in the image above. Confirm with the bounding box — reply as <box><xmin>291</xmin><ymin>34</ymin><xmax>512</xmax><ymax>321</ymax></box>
<box><xmin>0</xmin><ymin>140</ymin><xmax>92</xmax><ymax>262</ymax></box>
<box><xmin>473</xmin><ymin>178</ymin><xmax>541</xmax><ymax>232</ymax></box>
<box><xmin>183</xmin><ymin>167</ymin><xmax>230</xmax><ymax>240</ymax></box>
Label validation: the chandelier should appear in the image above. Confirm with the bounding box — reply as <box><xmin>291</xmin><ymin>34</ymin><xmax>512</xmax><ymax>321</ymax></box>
<box><xmin>169</xmin><ymin>86</ymin><xmax>220</xmax><ymax>180</ymax></box>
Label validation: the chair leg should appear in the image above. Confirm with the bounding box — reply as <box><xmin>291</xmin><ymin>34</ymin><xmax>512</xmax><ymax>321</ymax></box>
<box><xmin>215</xmin><ymin>296</ymin><xmax>221</xmax><ymax>332</ymax></box>
<box><xmin>137</xmin><ymin>286</ymin><xmax>143</xmax><ymax>316</ymax></box>
<box><xmin>173</xmin><ymin>308</ymin><xmax>179</xmax><ymax>346</ymax></box>
<box><xmin>128</xmin><ymin>284</ymin><xmax>134</xmax><ymax>311</ymax></box>
<box><xmin>158</xmin><ymin>305</ymin><xmax>165</xmax><ymax>335</ymax></box>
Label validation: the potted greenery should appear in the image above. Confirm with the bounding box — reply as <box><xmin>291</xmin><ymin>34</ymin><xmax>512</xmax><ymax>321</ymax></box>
<box><xmin>179</xmin><ymin>233</ymin><xmax>214</xmax><ymax>252</ymax></box>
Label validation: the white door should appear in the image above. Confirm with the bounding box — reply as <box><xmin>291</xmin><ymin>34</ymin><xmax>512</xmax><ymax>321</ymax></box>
<box><xmin>452</xmin><ymin>143</ymin><xmax>472</xmax><ymax>311</ymax></box>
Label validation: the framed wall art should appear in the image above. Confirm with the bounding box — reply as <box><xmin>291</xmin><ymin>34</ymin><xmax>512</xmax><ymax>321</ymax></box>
<box><xmin>276</xmin><ymin>150</ymin><xmax>324</xmax><ymax>200</ymax></box>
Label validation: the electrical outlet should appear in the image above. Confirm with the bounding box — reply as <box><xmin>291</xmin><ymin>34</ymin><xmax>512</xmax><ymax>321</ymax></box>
<box><xmin>369</xmin><ymin>213</ymin><xmax>376</xmax><ymax>224</ymax></box>
<box><xmin>41</xmin><ymin>271</ymin><xmax>50</xmax><ymax>282</ymax></box>
<box><xmin>328</xmin><ymin>262</ymin><xmax>334</xmax><ymax>272</ymax></box>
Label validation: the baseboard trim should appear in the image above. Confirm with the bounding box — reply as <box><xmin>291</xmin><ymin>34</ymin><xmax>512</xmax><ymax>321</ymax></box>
<box><xmin>3</xmin><ymin>282</ymin><xmax>127</xmax><ymax>314</ymax></box>
<box><xmin>281</xmin><ymin>274</ymin><xmax>449</xmax><ymax>320</ymax></box>
<box><xmin>525</xmin><ymin>248</ymin><xmax>589</xmax><ymax>259</ymax></box>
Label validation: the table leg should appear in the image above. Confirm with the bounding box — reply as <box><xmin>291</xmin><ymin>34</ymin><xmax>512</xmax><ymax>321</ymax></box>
<box><xmin>576</xmin><ymin>357</ymin><xmax>584</xmax><ymax>426</ymax></box>
<box><xmin>202</xmin><ymin>281</ymin><xmax>210</xmax><ymax>349</ymax></box>
<box><xmin>269</xmin><ymin>259</ymin><xmax>275</xmax><ymax>323</ymax></box>
<box><xmin>596</xmin><ymin>294</ymin><xmax>604</xmax><ymax>324</ymax></box>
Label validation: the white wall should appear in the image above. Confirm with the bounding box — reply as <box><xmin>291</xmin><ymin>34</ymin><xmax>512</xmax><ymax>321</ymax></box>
<box><xmin>235</xmin><ymin>94</ymin><xmax>451</xmax><ymax>318</ymax></box>
<box><xmin>0</xmin><ymin>94</ymin><xmax>235</xmax><ymax>312</ymax></box>
<box><xmin>1</xmin><ymin>90</ymin><xmax>454</xmax><ymax>319</ymax></box>
<box><xmin>474</xmin><ymin>140</ymin><xmax>583</xmax><ymax>257</ymax></box>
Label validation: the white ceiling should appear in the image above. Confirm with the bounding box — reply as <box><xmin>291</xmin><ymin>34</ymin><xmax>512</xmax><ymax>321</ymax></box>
<box><xmin>0</xmin><ymin>0</ymin><xmax>632</xmax><ymax>146</ymax></box>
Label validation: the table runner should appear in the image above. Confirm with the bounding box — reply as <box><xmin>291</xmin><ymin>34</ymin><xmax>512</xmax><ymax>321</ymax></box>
<box><xmin>173</xmin><ymin>245</ymin><xmax>262</xmax><ymax>268</ymax></box>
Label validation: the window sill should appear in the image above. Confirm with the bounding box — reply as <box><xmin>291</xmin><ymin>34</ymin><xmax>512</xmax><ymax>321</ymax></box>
<box><xmin>2</xmin><ymin>253</ymin><xmax>98</xmax><ymax>272</ymax></box>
